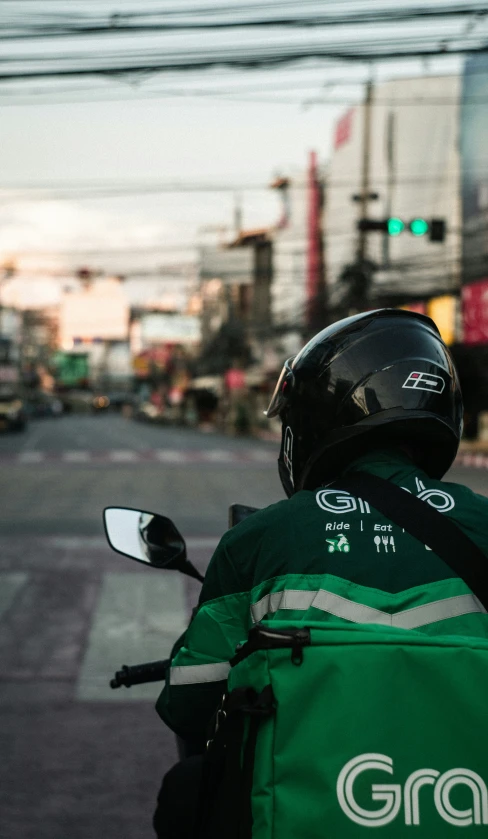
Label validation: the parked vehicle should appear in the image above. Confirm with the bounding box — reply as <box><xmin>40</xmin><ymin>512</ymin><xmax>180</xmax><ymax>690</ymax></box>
<box><xmin>92</xmin><ymin>391</ymin><xmax>137</xmax><ymax>413</ymax></box>
<box><xmin>25</xmin><ymin>391</ymin><xmax>63</xmax><ymax>419</ymax></box>
<box><xmin>0</xmin><ymin>391</ymin><xmax>27</xmax><ymax>431</ymax></box>
<box><xmin>53</xmin><ymin>351</ymin><xmax>90</xmax><ymax>390</ymax></box>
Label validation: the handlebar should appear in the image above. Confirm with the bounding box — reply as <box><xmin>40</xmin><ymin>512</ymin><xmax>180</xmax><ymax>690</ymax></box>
<box><xmin>110</xmin><ymin>658</ymin><xmax>170</xmax><ymax>689</ymax></box>
<box><xmin>108</xmin><ymin>506</ymin><xmax>262</xmax><ymax>690</ymax></box>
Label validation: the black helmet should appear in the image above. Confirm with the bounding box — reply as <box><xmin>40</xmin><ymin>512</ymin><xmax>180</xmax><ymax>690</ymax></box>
<box><xmin>266</xmin><ymin>309</ymin><xmax>463</xmax><ymax>496</ymax></box>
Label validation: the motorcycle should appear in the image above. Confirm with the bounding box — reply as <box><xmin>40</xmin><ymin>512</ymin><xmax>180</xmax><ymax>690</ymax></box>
<box><xmin>103</xmin><ymin>503</ymin><xmax>258</xmax><ymax>719</ymax></box>
<box><xmin>104</xmin><ymin>503</ymin><xmax>261</xmax><ymax>835</ymax></box>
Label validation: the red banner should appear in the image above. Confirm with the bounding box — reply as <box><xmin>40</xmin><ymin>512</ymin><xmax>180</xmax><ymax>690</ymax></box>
<box><xmin>334</xmin><ymin>108</ymin><xmax>354</xmax><ymax>150</ymax></box>
<box><xmin>462</xmin><ymin>279</ymin><xmax>488</xmax><ymax>344</ymax></box>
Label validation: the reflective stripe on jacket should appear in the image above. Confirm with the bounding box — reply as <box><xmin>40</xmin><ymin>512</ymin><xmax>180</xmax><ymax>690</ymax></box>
<box><xmin>156</xmin><ymin>449</ymin><xmax>488</xmax><ymax>739</ymax></box>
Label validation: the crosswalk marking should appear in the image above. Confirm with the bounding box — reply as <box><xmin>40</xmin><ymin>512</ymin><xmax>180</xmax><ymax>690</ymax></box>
<box><xmin>244</xmin><ymin>449</ymin><xmax>276</xmax><ymax>463</ymax></box>
<box><xmin>201</xmin><ymin>449</ymin><xmax>237</xmax><ymax>462</ymax></box>
<box><xmin>0</xmin><ymin>572</ymin><xmax>28</xmax><ymax>619</ymax></box>
<box><xmin>154</xmin><ymin>449</ymin><xmax>188</xmax><ymax>462</ymax></box>
<box><xmin>456</xmin><ymin>453</ymin><xmax>488</xmax><ymax>469</ymax></box>
<box><xmin>4</xmin><ymin>447</ymin><xmax>276</xmax><ymax>466</ymax></box>
<box><xmin>18</xmin><ymin>451</ymin><xmax>45</xmax><ymax>463</ymax></box>
<box><xmin>63</xmin><ymin>451</ymin><xmax>90</xmax><ymax>462</ymax></box>
<box><xmin>1</xmin><ymin>449</ymin><xmax>481</xmax><ymax>469</ymax></box>
<box><xmin>76</xmin><ymin>571</ymin><xmax>187</xmax><ymax>702</ymax></box>
<box><xmin>108</xmin><ymin>450</ymin><xmax>139</xmax><ymax>462</ymax></box>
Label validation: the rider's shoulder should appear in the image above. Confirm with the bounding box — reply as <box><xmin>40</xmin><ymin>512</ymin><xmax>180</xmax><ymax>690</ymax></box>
<box><xmin>440</xmin><ymin>475</ymin><xmax>488</xmax><ymax>509</ymax></box>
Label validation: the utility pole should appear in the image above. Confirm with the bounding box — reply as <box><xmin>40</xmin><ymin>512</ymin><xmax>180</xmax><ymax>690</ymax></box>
<box><xmin>357</xmin><ymin>79</ymin><xmax>374</xmax><ymax>263</ymax></box>
<box><xmin>382</xmin><ymin>110</ymin><xmax>396</xmax><ymax>267</ymax></box>
<box><xmin>306</xmin><ymin>150</ymin><xmax>326</xmax><ymax>333</ymax></box>
<box><xmin>234</xmin><ymin>193</ymin><xmax>242</xmax><ymax>238</ymax></box>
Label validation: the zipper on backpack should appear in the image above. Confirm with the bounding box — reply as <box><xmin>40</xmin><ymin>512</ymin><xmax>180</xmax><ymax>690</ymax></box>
<box><xmin>232</xmin><ymin>625</ymin><xmax>311</xmax><ymax>666</ymax></box>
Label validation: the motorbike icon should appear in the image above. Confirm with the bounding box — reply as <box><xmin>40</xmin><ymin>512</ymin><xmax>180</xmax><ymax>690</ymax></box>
<box><xmin>326</xmin><ymin>534</ymin><xmax>350</xmax><ymax>553</ymax></box>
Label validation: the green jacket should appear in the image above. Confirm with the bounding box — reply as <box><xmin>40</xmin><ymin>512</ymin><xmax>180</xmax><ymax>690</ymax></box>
<box><xmin>156</xmin><ymin>450</ymin><xmax>488</xmax><ymax>739</ymax></box>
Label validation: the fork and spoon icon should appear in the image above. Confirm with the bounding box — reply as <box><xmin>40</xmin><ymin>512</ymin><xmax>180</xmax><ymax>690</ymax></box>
<box><xmin>374</xmin><ymin>535</ymin><xmax>395</xmax><ymax>553</ymax></box>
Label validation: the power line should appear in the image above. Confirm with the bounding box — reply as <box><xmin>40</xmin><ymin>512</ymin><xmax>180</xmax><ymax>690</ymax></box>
<box><xmin>0</xmin><ymin>39</ymin><xmax>486</xmax><ymax>82</ymax></box>
<box><xmin>0</xmin><ymin>169</ymin><xmax>484</xmax><ymax>200</ymax></box>
<box><xmin>1</xmin><ymin>83</ymin><xmax>485</xmax><ymax>107</ymax></box>
<box><xmin>4</xmin><ymin>1</ymin><xmax>485</xmax><ymax>13</ymax></box>
<box><xmin>1</xmin><ymin>5</ymin><xmax>485</xmax><ymax>39</ymax></box>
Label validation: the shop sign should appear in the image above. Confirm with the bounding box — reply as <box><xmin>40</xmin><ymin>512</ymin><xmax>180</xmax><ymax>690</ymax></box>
<box><xmin>462</xmin><ymin>279</ymin><xmax>488</xmax><ymax>344</ymax></box>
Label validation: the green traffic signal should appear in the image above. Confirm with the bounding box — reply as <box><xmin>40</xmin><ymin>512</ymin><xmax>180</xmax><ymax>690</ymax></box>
<box><xmin>387</xmin><ymin>217</ymin><xmax>405</xmax><ymax>236</ymax></box>
<box><xmin>359</xmin><ymin>216</ymin><xmax>444</xmax><ymax>240</ymax></box>
<box><xmin>409</xmin><ymin>218</ymin><xmax>429</xmax><ymax>236</ymax></box>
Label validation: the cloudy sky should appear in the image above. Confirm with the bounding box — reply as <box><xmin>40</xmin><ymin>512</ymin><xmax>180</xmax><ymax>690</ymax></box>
<box><xmin>0</xmin><ymin>0</ymin><xmax>469</xmax><ymax>305</ymax></box>
<box><xmin>0</xmin><ymin>91</ymin><xmax>334</xmax><ymax>258</ymax></box>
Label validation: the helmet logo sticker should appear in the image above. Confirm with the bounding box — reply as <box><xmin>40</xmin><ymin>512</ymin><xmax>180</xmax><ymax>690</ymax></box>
<box><xmin>402</xmin><ymin>371</ymin><xmax>445</xmax><ymax>393</ymax></box>
<box><xmin>283</xmin><ymin>426</ymin><xmax>294</xmax><ymax>482</ymax></box>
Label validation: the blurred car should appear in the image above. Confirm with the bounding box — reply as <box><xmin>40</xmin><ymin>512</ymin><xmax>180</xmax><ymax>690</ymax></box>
<box><xmin>0</xmin><ymin>392</ymin><xmax>27</xmax><ymax>431</ymax></box>
<box><xmin>92</xmin><ymin>394</ymin><xmax>111</xmax><ymax>412</ymax></box>
<box><xmin>57</xmin><ymin>390</ymin><xmax>94</xmax><ymax>414</ymax></box>
<box><xmin>25</xmin><ymin>391</ymin><xmax>64</xmax><ymax>419</ymax></box>
<box><xmin>92</xmin><ymin>392</ymin><xmax>137</xmax><ymax>413</ymax></box>
<box><xmin>134</xmin><ymin>399</ymin><xmax>168</xmax><ymax>423</ymax></box>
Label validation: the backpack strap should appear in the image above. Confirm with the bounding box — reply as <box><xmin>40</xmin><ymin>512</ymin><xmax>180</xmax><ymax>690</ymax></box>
<box><xmin>197</xmin><ymin>685</ymin><xmax>275</xmax><ymax>839</ymax></box>
<box><xmin>333</xmin><ymin>471</ymin><xmax>488</xmax><ymax>612</ymax></box>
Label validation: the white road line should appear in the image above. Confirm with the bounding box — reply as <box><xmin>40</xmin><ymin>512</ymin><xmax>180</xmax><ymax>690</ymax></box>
<box><xmin>63</xmin><ymin>451</ymin><xmax>91</xmax><ymax>462</ymax></box>
<box><xmin>17</xmin><ymin>451</ymin><xmax>45</xmax><ymax>463</ymax></box>
<box><xmin>154</xmin><ymin>450</ymin><xmax>189</xmax><ymax>462</ymax></box>
<box><xmin>0</xmin><ymin>572</ymin><xmax>28</xmax><ymax>618</ymax></box>
<box><xmin>108</xmin><ymin>450</ymin><xmax>139</xmax><ymax>462</ymax></box>
<box><xmin>244</xmin><ymin>449</ymin><xmax>276</xmax><ymax>462</ymax></box>
<box><xmin>201</xmin><ymin>449</ymin><xmax>237</xmax><ymax>462</ymax></box>
<box><xmin>76</xmin><ymin>572</ymin><xmax>187</xmax><ymax>702</ymax></box>
<box><xmin>6</xmin><ymin>447</ymin><xmax>276</xmax><ymax>466</ymax></box>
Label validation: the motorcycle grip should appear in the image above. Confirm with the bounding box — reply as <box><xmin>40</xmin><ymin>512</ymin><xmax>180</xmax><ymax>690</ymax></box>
<box><xmin>110</xmin><ymin>658</ymin><xmax>170</xmax><ymax>689</ymax></box>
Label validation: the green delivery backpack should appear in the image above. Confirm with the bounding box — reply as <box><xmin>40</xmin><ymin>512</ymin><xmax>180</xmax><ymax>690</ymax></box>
<box><xmin>198</xmin><ymin>474</ymin><xmax>488</xmax><ymax>838</ymax></box>
<box><xmin>217</xmin><ymin>620</ymin><xmax>488</xmax><ymax>838</ymax></box>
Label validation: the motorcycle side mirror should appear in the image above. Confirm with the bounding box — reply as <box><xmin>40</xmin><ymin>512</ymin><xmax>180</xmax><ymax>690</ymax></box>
<box><xmin>103</xmin><ymin>507</ymin><xmax>187</xmax><ymax>571</ymax></box>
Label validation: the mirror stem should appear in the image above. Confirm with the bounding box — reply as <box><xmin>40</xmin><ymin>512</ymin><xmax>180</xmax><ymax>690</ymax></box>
<box><xmin>183</xmin><ymin>560</ymin><xmax>205</xmax><ymax>583</ymax></box>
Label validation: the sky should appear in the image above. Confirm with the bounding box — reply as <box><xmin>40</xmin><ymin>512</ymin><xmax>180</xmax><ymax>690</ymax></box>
<box><xmin>0</xmin><ymin>0</ymin><xmax>472</xmax><ymax>306</ymax></box>
<box><xmin>0</xmin><ymin>92</ymin><xmax>335</xmax><ymax>256</ymax></box>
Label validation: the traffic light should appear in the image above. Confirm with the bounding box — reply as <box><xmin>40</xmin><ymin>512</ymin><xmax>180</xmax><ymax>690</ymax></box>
<box><xmin>357</xmin><ymin>217</ymin><xmax>445</xmax><ymax>242</ymax></box>
<box><xmin>429</xmin><ymin>219</ymin><xmax>446</xmax><ymax>242</ymax></box>
<box><xmin>409</xmin><ymin>218</ymin><xmax>429</xmax><ymax>237</ymax></box>
<box><xmin>387</xmin><ymin>217</ymin><xmax>405</xmax><ymax>236</ymax></box>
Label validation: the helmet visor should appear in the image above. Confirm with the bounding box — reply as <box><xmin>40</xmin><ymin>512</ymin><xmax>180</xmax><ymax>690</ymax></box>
<box><xmin>265</xmin><ymin>357</ymin><xmax>294</xmax><ymax>418</ymax></box>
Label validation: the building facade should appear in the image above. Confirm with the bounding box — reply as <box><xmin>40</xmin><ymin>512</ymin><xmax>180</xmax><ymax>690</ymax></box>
<box><xmin>326</xmin><ymin>75</ymin><xmax>461</xmax><ymax>314</ymax></box>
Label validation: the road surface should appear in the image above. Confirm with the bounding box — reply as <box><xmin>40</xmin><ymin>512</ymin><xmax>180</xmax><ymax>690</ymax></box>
<box><xmin>0</xmin><ymin>413</ymin><xmax>486</xmax><ymax>838</ymax></box>
<box><xmin>0</xmin><ymin>414</ymin><xmax>280</xmax><ymax>839</ymax></box>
